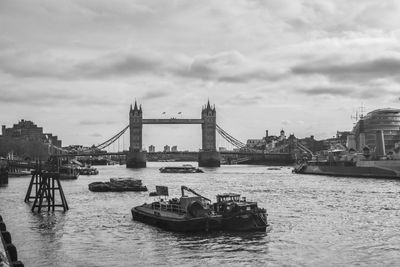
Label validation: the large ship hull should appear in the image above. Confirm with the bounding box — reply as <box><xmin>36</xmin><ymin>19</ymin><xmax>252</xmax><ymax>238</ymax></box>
<box><xmin>295</xmin><ymin>160</ymin><xmax>400</xmax><ymax>179</ymax></box>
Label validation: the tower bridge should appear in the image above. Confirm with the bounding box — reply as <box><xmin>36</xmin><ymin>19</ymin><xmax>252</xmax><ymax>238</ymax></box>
<box><xmin>33</xmin><ymin>100</ymin><xmax>298</xmax><ymax>167</ymax></box>
<box><xmin>127</xmin><ymin>100</ymin><xmax>220</xmax><ymax>168</ymax></box>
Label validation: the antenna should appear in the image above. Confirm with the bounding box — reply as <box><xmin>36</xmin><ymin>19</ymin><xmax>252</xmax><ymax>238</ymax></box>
<box><xmin>359</xmin><ymin>102</ymin><xmax>365</xmax><ymax>118</ymax></box>
<box><xmin>351</xmin><ymin>109</ymin><xmax>358</xmax><ymax>121</ymax></box>
<box><xmin>351</xmin><ymin>103</ymin><xmax>366</xmax><ymax>121</ymax></box>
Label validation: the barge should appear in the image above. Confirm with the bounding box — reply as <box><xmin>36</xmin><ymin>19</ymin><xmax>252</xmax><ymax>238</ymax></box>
<box><xmin>89</xmin><ymin>178</ymin><xmax>147</xmax><ymax>192</ymax></box>
<box><xmin>131</xmin><ymin>185</ymin><xmax>268</xmax><ymax>232</ymax></box>
<box><xmin>159</xmin><ymin>165</ymin><xmax>203</xmax><ymax>173</ymax></box>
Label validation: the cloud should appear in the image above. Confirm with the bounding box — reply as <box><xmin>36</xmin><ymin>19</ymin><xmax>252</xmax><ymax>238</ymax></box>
<box><xmin>179</xmin><ymin>50</ymin><xmax>284</xmax><ymax>83</ymax></box>
<box><xmin>2</xmin><ymin>0</ymin><xmax>400</xmax><ymax>148</ymax></box>
<box><xmin>0</xmin><ymin>50</ymin><xmax>74</xmax><ymax>79</ymax></box>
<box><xmin>142</xmin><ymin>90</ymin><xmax>170</xmax><ymax>100</ymax></box>
<box><xmin>224</xmin><ymin>93</ymin><xmax>264</xmax><ymax>106</ymax></box>
<box><xmin>292</xmin><ymin>57</ymin><xmax>400</xmax><ymax>82</ymax></box>
<box><xmin>74</xmin><ymin>53</ymin><xmax>162</xmax><ymax>78</ymax></box>
<box><xmin>297</xmin><ymin>85</ymin><xmax>395</xmax><ymax>100</ymax></box>
<box><xmin>0</xmin><ymin>48</ymin><xmax>285</xmax><ymax>83</ymax></box>
<box><xmin>354</xmin><ymin>1</ymin><xmax>400</xmax><ymax>30</ymax></box>
<box><xmin>0</xmin><ymin>49</ymin><xmax>169</xmax><ymax>80</ymax></box>
<box><xmin>0</xmin><ymin>87</ymin><xmax>81</xmax><ymax>105</ymax></box>
<box><xmin>79</xmin><ymin>120</ymin><xmax>117</xmax><ymax>125</ymax></box>
<box><xmin>298</xmin><ymin>87</ymin><xmax>352</xmax><ymax>96</ymax></box>
<box><xmin>0</xmin><ymin>86</ymin><xmax>119</xmax><ymax>107</ymax></box>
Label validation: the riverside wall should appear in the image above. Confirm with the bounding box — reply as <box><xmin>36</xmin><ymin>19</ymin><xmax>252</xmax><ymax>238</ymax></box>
<box><xmin>0</xmin><ymin>215</ymin><xmax>24</xmax><ymax>267</ymax></box>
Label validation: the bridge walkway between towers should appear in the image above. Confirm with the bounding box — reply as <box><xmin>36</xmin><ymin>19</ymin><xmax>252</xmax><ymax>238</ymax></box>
<box><xmin>142</xmin><ymin>119</ymin><xmax>204</xmax><ymax>124</ymax></box>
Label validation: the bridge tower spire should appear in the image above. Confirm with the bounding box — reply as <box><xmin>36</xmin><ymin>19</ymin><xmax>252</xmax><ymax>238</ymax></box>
<box><xmin>199</xmin><ymin>100</ymin><xmax>220</xmax><ymax>167</ymax></box>
<box><xmin>127</xmin><ymin>100</ymin><xmax>146</xmax><ymax>168</ymax></box>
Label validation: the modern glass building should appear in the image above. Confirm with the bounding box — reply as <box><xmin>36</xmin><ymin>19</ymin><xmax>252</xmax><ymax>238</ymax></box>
<box><xmin>352</xmin><ymin>108</ymin><xmax>400</xmax><ymax>152</ymax></box>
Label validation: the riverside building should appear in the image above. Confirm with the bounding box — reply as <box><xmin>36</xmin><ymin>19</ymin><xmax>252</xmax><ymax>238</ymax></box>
<box><xmin>352</xmin><ymin>108</ymin><xmax>400</xmax><ymax>152</ymax></box>
<box><xmin>0</xmin><ymin>119</ymin><xmax>62</xmax><ymax>160</ymax></box>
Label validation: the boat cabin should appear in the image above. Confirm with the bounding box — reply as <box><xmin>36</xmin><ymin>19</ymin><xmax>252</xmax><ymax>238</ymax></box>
<box><xmin>216</xmin><ymin>193</ymin><xmax>242</xmax><ymax>203</ymax></box>
<box><xmin>214</xmin><ymin>193</ymin><xmax>259</xmax><ymax>214</ymax></box>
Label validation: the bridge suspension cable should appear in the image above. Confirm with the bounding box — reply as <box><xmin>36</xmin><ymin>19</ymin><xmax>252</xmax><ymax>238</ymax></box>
<box><xmin>216</xmin><ymin>124</ymin><xmax>261</xmax><ymax>152</ymax></box>
<box><xmin>48</xmin><ymin>143</ymin><xmax>69</xmax><ymax>153</ymax></box>
<box><xmin>84</xmin><ymin>125</ymin><xmax>129</xmax><ymax>151</ymax></box>
<box><xmin>216</xmin><ymin>124</ymin><xmax>246</xmax><ymax>148</ymax></box>
<box><xmin>47</xmin><ymin>125</ymin><xmax>129</xmax><ymax>155</ymax></box>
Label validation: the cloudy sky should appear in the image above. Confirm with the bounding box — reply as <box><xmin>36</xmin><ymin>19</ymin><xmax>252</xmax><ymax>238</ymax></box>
<box><xmin>1</xmin><ymin>0</ymin><xmax>400</xmax><ymax>151</ymax></box>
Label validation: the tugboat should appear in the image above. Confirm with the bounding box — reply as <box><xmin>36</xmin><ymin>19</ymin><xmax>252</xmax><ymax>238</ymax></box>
<box><xmin>214</xmin><ymin>193</ymin><xmax>268</xmax><ymax>231</ymax></box>
<box><xmin>131</xmin><ymin>185</ymin><xmax>268</xmax><ymax>232</ymax></box>
<box><xmin>159</xmin><ymin>164</ymin><xmax>204</xmax><ymax>173</ymax></box>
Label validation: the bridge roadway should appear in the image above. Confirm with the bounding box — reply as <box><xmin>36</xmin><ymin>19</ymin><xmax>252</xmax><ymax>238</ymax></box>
<box><xmin>47</xmin><ymin>150</ymin><xmax>289</xmax><ymax>157</ymax></box>
<box><xmin>3</xmin><ymin>150</ymin><xmax>294</xmax><ymax>168</ymax></box>
<box><xmin>1</xmin><ymin>159</ymin><xmax>38</xmax><ymax>169</ymax></box>
<box><xmin>142</xmin><ymin>119</ymin><xmax>204</xmax><ymax>124</ymax></box>
<box><xmin>47</xmin><ymin>151</ymin><xmax>127</xmax><ymax>157</ymax></box>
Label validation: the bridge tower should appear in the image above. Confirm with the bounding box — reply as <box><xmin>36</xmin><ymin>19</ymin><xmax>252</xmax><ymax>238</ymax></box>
<box><xmin>127</xmin><ymin>101</ymin><xmax>146</xmax><ymax>168</ymax></box>
<box><xmin>199</xmin><ymin>101</ymin><xmax>221</xmax><ymax>167</ymax></box>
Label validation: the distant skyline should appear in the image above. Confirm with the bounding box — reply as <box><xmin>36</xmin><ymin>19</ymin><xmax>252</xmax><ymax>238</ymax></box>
<box><xmin>1</xmin><ymin>0</ymin><xmax>400</xmax><ymax>150</ymax></box>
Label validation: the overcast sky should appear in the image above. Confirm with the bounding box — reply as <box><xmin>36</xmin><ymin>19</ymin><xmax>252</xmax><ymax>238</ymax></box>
<box><xmin>1</xmin><ymin>0</ymin><xmax>400</xmax><ymax>151</ymax></box>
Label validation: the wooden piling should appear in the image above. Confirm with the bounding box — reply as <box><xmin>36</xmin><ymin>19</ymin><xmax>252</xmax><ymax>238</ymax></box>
<box><xmin>0</xmin><ymin>166</ymin><xmax>8</xmax><ymax>186</ymax></box>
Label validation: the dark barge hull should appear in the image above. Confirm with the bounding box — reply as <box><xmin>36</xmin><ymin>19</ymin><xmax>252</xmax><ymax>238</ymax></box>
<box><xmin>131</xmin><ymin>207</ymin><xmax>267</xmax><ymax>232</ymax></box>
<box><xmin>298</xmin><ymin>165</ymin><xmax>399</xmax><ymax>179</ymax></box>
<box><xmin>89</xmin><ymin>183</ymin><xmax>148</xmax><ymax>192</ymax></box>
<box><xmin>131</xmin><ymin>207</ymin><xmax>221</xmax><ymax>232</ymax></box>
<box><xmin>222</xmin><ymin>212</ymin><xmax>268</xmax><ymax>232</ymax></box>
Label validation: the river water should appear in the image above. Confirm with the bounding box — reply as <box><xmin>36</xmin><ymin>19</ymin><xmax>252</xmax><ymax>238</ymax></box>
<box><xmin>1</xmin><ymin>162</ymin><xmax>400</xmax><ymax>266</ymax></box>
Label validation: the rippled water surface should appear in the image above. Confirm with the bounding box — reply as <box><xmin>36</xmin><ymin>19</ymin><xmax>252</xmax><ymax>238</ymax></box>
<box><xmin>1</xmin><ymin>162</ymin><xmax>400</xmax><ymax>266</ymax></box>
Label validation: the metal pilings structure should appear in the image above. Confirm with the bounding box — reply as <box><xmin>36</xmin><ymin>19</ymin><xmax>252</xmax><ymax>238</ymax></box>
<box><xmin>24</xmin><ymin>170</ymin><xmax>69</xmax><ymax>212</ymax></box>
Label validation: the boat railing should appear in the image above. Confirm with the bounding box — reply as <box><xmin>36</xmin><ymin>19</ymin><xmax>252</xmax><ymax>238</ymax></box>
<box><xmin>152</xmin><ymin>202</ymin><xmax>186</xmax><ymax>214</ymax></box>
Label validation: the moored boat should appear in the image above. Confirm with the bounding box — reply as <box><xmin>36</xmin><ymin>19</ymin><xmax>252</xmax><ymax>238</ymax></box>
<box><xmin>89</xmin><ymin>178</ymin><xmax>147</xmax><ymax>192</ymax></box>
<box><xmin>131</xmin><ymin>185</ymin><xmax>268</xmax><ymax>232</ymax></box>
<box><xmin>59</xmin><ymin>165</ymin><xmax>80</xmax><ymax>180</ymax></box>
<box><xmin>159</xmin><ymin>165</ymin><xmax>204</xmax><ymax>173</ymax></box>
<box><xmin>293</xmin><ymin>159</ymin><xmax>400</xmax><ymax>178</ymax></box>
<box><xmin>293</xmin><ymin>148</ymin><xmax>400</xmax><ymax>179</ymax></box>
<box><xmin>79</xmin><ymin>166</ymin><xmax>99</xmax><ymax>175</ymax></box>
